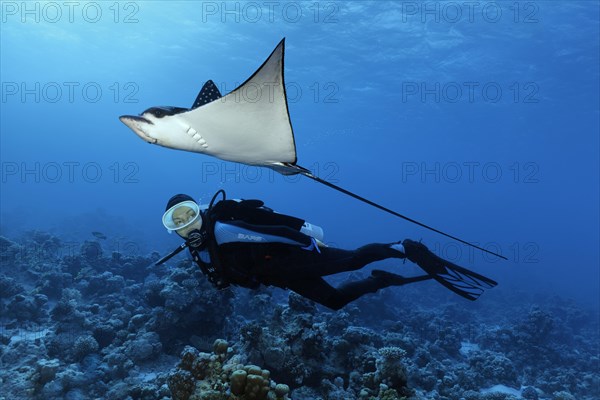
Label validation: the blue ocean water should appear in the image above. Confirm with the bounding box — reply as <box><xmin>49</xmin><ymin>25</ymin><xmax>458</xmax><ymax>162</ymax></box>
<box><xmin>0</xmin><ymin>2</ymin><xmax>598</xmax><ymax>399</ymax></box>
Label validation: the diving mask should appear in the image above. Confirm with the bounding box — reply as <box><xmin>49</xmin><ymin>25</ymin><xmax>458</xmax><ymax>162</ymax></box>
<box><xmin>162</xmin><ymin>200</ymin><xmax>202</xmax><ymax>233</ymax></box>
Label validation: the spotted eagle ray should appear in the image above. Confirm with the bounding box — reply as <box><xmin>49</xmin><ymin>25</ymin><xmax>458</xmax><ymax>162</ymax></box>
<box><xmin>120</xmin><ymin>39</ymin><xmax>506</xmax><ymax>260</ymax></box>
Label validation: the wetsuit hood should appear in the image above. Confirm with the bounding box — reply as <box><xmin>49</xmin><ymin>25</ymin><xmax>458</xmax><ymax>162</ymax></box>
<box><xmin>165</xmin><ymin>193</ymin><xmax>195</xmax><ymax>211</ymax></box>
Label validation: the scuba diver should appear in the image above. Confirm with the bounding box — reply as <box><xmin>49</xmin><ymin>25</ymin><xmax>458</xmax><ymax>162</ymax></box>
<box><xmin>157</xmin><ymin>190</ymin><xmax>497</xmax><ymax>311</ymax></box>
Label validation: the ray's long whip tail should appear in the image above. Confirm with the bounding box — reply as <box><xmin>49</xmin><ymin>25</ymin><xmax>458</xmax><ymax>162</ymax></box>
<box><xmin>288</xmin><ymin>164</ymin><xmax>508</xmax><ymax>260</ymax></box>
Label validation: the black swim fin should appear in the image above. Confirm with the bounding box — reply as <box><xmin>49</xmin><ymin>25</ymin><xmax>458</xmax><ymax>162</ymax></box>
<box><xmin>371</xmin><ymin>269</ymin><xmax>433</xmax><ymax>286</ymax></box>
<box><xmin>402</xmin><ymin>239</ymin><xmax>498</xmax><ymax>300</ymax></box>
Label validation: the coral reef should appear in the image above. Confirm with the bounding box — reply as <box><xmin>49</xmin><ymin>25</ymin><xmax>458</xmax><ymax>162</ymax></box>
<box><xmin>0</xmin><ymin>232</ymin><xmax>598</xmax><ymax>400</ymax></box>
<box><xmin>167</xmin><ymin>339</ymin><xmax>290</xmax><ymax>400</ymax></box>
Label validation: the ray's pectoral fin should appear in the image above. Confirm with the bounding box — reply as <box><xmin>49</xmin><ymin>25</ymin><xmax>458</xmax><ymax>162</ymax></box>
<box><xmin>192</xmin><ymin>80</ymin><xmax>222</xmax><ymax>109</ymax></box>
<box><xmin>119</xmin><ymin>39</ymin><xmax>295</xmax><ymax>170</ymax></box>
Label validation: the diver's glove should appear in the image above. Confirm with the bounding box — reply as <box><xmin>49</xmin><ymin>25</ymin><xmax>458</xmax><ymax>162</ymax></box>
<box><xmin>402</xmin><ymin>239</ymin><xmax>498</xmax><ymax>300</ymax></box>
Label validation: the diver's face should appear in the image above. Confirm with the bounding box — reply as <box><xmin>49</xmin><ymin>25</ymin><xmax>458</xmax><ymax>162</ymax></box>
<box><xmin>172</xmin><ymin>206</ymin><xmax>196</xmax><ymax>227</ymax></box>
<box><xmin>172</xmin><ymin>206</ymin><xmax>202</xmax><ymax>238</ymax></box>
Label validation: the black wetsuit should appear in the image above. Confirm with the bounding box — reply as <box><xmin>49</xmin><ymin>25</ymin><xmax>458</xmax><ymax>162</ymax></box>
<box><xmin>189</xmin><ymin>199</ymin><xmax>404</xmax><ymax>310</ymax></box>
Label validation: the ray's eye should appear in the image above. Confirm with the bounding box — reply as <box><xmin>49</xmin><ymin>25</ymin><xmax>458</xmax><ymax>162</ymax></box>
<box><xmin>143</xmin><ymin>107</ymin><xmax>166</xmax><ymax>118</ymax></box>
<box><xmin>142</xmin><ymin>106</ymin><xmax>187</xmax><ymax>119</ymax></box>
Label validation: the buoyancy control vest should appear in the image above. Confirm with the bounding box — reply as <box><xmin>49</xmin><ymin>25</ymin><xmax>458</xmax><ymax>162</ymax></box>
<box><xmin>191</xmin><ymin>191</ymin><xmax>323</xmax><ymax>290</ymax></box>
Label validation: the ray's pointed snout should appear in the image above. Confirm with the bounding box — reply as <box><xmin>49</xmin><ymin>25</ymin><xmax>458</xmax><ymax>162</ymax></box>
<box><xmin>119</xmin><ymin>114</ymin><xmax>157</xmax><ymax>144</ymax></box>
<box><xmin>119</xmin><ymin>115</ymin><xmax>153</xmax><ymax>125</ymax></box>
